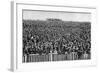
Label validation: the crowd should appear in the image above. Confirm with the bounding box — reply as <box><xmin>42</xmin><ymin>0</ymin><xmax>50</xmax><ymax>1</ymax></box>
<box><xmin>23</xmin><ymin>19</ymin><xmax>91</xmax><ymax>61</ymax></box>
<box><xmin>23</xmin><ymin>32</ymin><xmax>91</xmax><ymax>60</ymax></box>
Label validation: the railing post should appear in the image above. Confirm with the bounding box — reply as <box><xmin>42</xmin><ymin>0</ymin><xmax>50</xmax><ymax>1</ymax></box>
<box><xmin>50</xmin><ymin>50</ymin><xmax>52</xmax><ymax>61</ymax></box>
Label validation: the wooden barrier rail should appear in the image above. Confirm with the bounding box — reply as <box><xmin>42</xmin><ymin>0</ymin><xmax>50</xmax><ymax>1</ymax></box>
<box><xmin>23</xmin><ymin>54</ymin><xmax>50</xmax><ymax>62</ymax></box>
<box><xmin>23</xmin><ymin>53</ymin><xmax>90</xmax><ymax>62</ymax></box>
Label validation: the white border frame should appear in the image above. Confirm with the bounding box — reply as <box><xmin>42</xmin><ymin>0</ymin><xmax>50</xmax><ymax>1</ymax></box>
<box><xmin>11</xmin><ymin>1</ymin><xmax>97</xmax><ymax>72</ymax></box>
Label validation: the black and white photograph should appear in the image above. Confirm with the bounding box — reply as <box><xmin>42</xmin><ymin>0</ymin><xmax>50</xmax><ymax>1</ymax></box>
<box><xmin>22</xmin><ymin>10</ymin><xmax>91</xmax><ymax>63</ymax></box>
<box><xmin>11</xmin><ymin>2</ymin><xmax>97</xmax><ymax>71</ymax></box>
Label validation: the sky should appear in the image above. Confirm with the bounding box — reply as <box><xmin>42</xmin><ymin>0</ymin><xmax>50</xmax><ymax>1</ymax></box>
<box><xmin>23</xmin><ymin>10</ymin><xmax>91</xmax><ymax>22</ymax></box>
